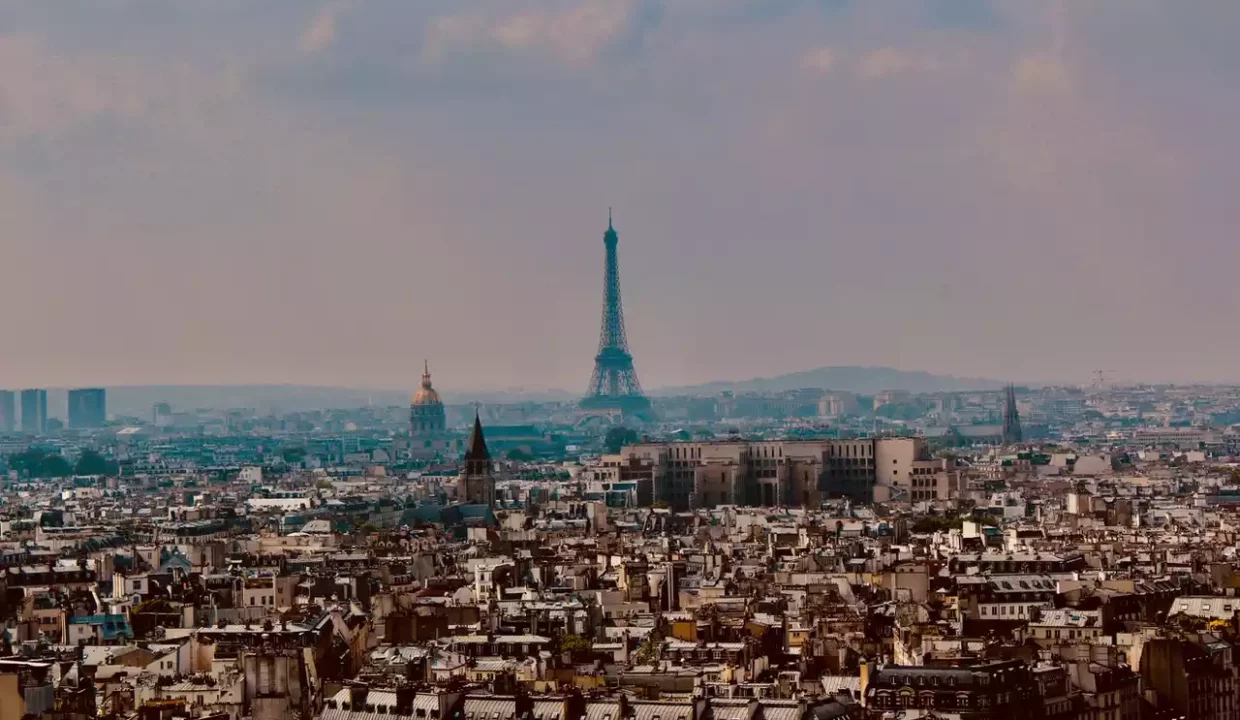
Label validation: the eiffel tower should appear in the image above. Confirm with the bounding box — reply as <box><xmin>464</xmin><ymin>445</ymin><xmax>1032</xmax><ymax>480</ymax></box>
<box><xmin>581</xmin><ymin>211</ymin><xmax>653</xmax><ymax>418</ymax></box>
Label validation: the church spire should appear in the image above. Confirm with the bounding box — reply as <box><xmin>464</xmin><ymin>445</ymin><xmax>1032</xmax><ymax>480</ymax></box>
<box><xmin>466</xmin><ymin>410</ymin><xmax>490</xmax><ymax>461</ymax></box>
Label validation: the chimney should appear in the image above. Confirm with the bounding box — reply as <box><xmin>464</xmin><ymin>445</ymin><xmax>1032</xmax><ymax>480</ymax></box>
<box><xmin>396</xmin><ymin>685</ymin><xmax>416</xmax><ymax>714</ymax></box>
<box><xmin>350</xmin><ymin>685</ymin><xmax>370</xmax><ymax>711</ymax></box>
<box><xmin>859</xmin><ymin>659</ymin><xmax>870</xmax><ymax>707</ymax></box>
<box><xmin>665</xmin><ymin>562</ymin><xmax>676</xmax><ymax>613</ymax></box>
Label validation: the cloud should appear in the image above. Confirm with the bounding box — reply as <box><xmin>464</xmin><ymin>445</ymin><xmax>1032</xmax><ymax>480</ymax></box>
<box><xmin>422</xmin><ymin>13</ymin><xmax>489</xmax><ymax>63</ymax></box>
<box><xmin>1010</xmin><ymin>53</ymin><xmax>1071</xmax><ymax>94</ymax></box>
<box><xmin>0</xmin><ymin>33</ymin><xmax>243</xmax><ymax>143</ymax></box>
<box><xmin>300</xmin><ymin>6</ymin><xmax>340</xmax><ymax>54</ymax></box>
<box><xmin>856</xmin><ymin>47</ymin><xmax>938</xmax><ymax>79</ymax></box>
<box><xmin>423</xmin><ymin>0</ymin><xmax>660</xmax><ymax>67</ymax></box>
<box><xmin>802</xmin><ymin>47</ymin><xmax>835</xmax><ymax>74</ymax></box>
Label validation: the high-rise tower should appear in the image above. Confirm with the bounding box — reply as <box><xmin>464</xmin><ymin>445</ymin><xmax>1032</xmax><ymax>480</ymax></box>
<box><xmin>0</xmin><ymin>391</ymin><xmax>15</xmax><ymax>433</ymax></box>
<box><xmin>582</xmin><ymin>211</ymin><xmax>653</xmax><ymax>418</ymax></box>
<box><xmin>1002</xmin><ymin>384</ymin><xmax>1022</xmax><ymax>445</ymax></box>
<box><xmin>68</xmin><ymin>388</ymin><xmax>107</xmax><ymax>429</ymax></box>
<box><xmin>20</xmin><ymin>389</ymin><xmax>47</xmax><ymax>434</ymax></box>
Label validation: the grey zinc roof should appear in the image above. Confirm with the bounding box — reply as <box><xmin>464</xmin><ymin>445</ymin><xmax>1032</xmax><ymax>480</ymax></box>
<box><xmin>1171</xmin><ymin>596</ymin><xmax>1238</xmax><ymax>620</ymax></box>
<box><xmin>710</xmin><ymin>699</ymin><xmax>755</xmax><ymax>720</ymax></box>
<box><xmin>463</xmin><ymin>697</ymin><xmax>518</xmax><ymax>720</ymax></box>
<box><xmin>1031</xmin><ymin>609</ymin><xmax>1100</xmax><ymax>628</ymax></box>
<box><xmin>584</xmin><ymin>701</ymin><xmax>624</xmax><ymax>720</ymax></box>
<box><xmin>758</xmin><ymin>700</ymin><xmax>802</xmax><ymax>720</ymax></box>
<box><xmin>820</xmin><ymin>675</ymin><xmax>862</xmax><ymax>696</ymax></box>
<box><xmin>630</xmin><ymin>701</ymin><xmax>694</xmax><ymax>720</ymax></box>
<box><xmin>532</xmin><ymin>699</ymin><xmax>569</xmax><ymax>720</ymax></box>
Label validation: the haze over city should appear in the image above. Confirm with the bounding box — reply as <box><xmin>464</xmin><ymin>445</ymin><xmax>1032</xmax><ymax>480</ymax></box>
<box><xmin>4</xmin><ymin>0</ymin><xmax>1239</xmax><ymax>390</ymax></box>
<box><xmin>12</xmin><ymin>4</ymin><xmax>1240</xmax><ymax>719</ymax></box>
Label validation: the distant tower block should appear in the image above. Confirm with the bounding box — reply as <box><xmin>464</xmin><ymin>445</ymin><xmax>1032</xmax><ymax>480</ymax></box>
<box><xmin>1002</xmin><ymin>383</ymin><xmax>1023</xmax><ymax>445</ymax></box>
<box><xmin>581</xmin><ymin>211</ymin><xmax>653</xmax><ymax>418</ymax></box>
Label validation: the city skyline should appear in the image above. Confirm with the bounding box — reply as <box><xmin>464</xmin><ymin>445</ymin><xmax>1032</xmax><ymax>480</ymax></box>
<box><xmin>3</xmin><ymin>1</ymin><xmax>1240</xmax><ymax>389</ymax></box>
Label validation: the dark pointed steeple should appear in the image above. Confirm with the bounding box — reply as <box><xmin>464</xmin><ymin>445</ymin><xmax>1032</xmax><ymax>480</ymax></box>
<box><xmin>459</xmin><ymin>409</ymin><xmax>495</xmax><ymax>507</ymax></box>
<box><xmin>1002</xmin><ymin>383</ymin><xmax>1022</xmax><ymax>445</ymax></box>
<box><xmin>466</xmin><ymin>410</ymin><xmax>490</xmax><ymax>461</ymax></box>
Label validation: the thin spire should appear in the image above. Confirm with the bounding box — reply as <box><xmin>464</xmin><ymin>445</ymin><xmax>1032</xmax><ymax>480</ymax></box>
<box><xmin>608</xmin><ymin>207</ymin><xmax>613</xmax><ymax>230</ymax></box>
<box><xmin>466</xmin><ymin>409</ymin><xmax>490</xmax><ymax>461</ymax></box>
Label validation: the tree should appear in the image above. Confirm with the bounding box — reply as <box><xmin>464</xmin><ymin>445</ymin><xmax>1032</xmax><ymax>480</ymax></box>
<box><xmin>7</xmin><ymin>448</ymin><xmax>53</xmax><ymax>477</ymax></box>
<box><xmin>604</xmin><ymin>426</ymin><xmax>639</xmax><ymax>453</ymax></box>
<box><xmin>9</xmin><ymin>448</ymin><xmax>74</xmax><ymax>478</ymax></box>
<box><xmin>74</xmin><ymin>450</ymin><xmax>113</xmax><ymax>476</ymax></box>
<box><xmin>910</xmin><ymin>515</ymin><xmax>964</xmax><ymax>534</ymax></box>
<box><xmin>506</xmin><ymin>448</ymin><xmax>534</xmax><ymax>462</ymax></box>
<box><xmin>560</xmin><ymin>634</ymin><xmax>592</xmax><ymax>659</ymax></box>
<box><xmin>633</xmin><ymin>627</ymin><xmax>664</xmax><ymax>665</ymax></box>
<box><xmin>41</xmin><ymin>455</ymin><xmax>72</xmax><ymax>478</ymax></box>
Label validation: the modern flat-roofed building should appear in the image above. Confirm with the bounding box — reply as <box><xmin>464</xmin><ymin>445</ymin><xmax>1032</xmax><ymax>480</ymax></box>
<box><xmin>68</xmin><ymin>388</ymin><xmax>107</xmax><ymax>429</ymax></box>
<box><xmin>20</xmin><ymin>389</ymin><xmax>47</xmax><ymax>434</ymax></box>
<box><xmin>0</xmin><ymin>391</ymin><xmax>15</xmax><ymax>432</ymax></box>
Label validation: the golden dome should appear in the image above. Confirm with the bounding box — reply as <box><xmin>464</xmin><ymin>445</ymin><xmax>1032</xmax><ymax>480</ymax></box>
<box><xmin>411</xmin><ymin>360</ymin><xmax>443</xmax><ymax>406</ymax></box>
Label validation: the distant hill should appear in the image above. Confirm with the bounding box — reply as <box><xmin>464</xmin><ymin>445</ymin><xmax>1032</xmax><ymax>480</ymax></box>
<box><xmin>652</xmin><ymin>366</ymin><xmax>1005</xmax><ymax>397</ymax></box>
<box><xmin>58</xmin><ymin>367</ymin><xmax>1001</xmax><ymax>419</ymax></box>
<box><xmin>61</xmin><ymin>385</ymin><xmax>577</xmax><ymax>419</ymax></box>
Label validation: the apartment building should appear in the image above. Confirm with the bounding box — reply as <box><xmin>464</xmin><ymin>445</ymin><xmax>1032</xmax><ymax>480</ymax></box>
<box><xmin>619</xmin><ymin>437</ymin><xmax>934</xmax><ymax>509</ymax></box>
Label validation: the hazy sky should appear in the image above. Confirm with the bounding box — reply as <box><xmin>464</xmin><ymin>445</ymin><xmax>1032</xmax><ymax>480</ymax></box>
<box><xmin>3</xmin><ymin>0</ymin><xmax>1239</xmax><ymax>392</ymax></box>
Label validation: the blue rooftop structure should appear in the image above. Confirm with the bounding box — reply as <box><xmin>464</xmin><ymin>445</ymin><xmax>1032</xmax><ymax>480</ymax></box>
<box><xmin>68</xmin><ymin>614</ymin><xmax>132</xmax><ymax>642</ymax></box>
